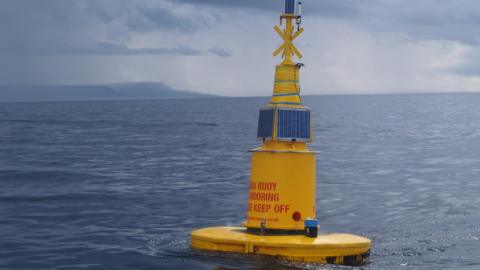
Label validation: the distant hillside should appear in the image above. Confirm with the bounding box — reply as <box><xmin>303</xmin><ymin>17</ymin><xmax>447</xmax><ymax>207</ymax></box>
<box><xmin>0</xmin><ymin>82</ymin><xmax>217</xmax><ymax>102</ymax></box>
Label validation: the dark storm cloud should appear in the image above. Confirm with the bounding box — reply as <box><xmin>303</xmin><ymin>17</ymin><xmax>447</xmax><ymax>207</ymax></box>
<box><xmin>0</xmin><ymin>0</ymin><xmax>228</xmax><ymax>85</ymax></box>
<box><xmin>175</xmin><ymin>0</ymin><xmax>357</xmax><ymax>17</ymax></box>
<box><xmin>2</xmin><ymin>0</ymin><xmax>480</xmax><ymax>87</ymax></box>
<box><xmin>2</xmin><ymin>0</ymin><xmax>480</xmax><ymax>57</ymax></box>
<box><xmin>177</xmin><ymin>0</ymin><xmax>480</xmax><ymax>45</ymax></box>
<box><xmin>0</xmin><ymin>0</ymin><xmax>216</xmax><ymax>56</ymax></box>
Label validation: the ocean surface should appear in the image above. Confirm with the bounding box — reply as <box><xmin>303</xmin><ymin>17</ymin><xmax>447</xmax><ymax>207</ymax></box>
<box><xmin>1</xmin><ymin>94</ymin><xmax>480</xmax><ymax>270</ymax></box>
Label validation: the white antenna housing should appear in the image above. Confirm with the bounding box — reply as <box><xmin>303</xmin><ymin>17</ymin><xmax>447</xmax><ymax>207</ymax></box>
<box><xmin>296</xmin><ymin>1</ymin><xmax>303</xmax><ymax>27</ymax></box>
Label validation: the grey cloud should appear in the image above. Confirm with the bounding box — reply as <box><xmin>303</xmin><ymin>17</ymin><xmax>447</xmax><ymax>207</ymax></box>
<box><xmin>351</xmin><ymin>0</ymin><xmax>480</xmax><ymax>45</ymax></box>
<box><xmin>87</xmin><ymin>0</ymin><xmax>220</xmax><ymax>34</ymax></box>
<box><xmin>0</xmin><ymin>0</ymin><xmax>215</xmax><ymax>55</ymax></box>
<box><xmin>209</xmin><ymin>47</ymin><xmax>233</xmax><ymax>57</ymax></box>
<box><xmin>0</xmin><ymin>1</ymin><xmax>93</xmax><ymax>54</ymax></box>
<box><xmin>175</xmin><ymin>0</ymin><xmax>480</xmax><ymax>45</ymax></box>
<box><xmin>2</xmin><ymin>40</ymin><xmax>203</xmax><ymax>56</ymax></box>
<box><xmin>0</xmin><ymin>0</ymin><xmax>216</xmax><ymax>86</ymax></box>
<box><xmin>449</xmin><ymin>49</ymin><xmax>480</xmax><ymax>77</ymax></box>
<box><xmin>174</xmin><ymin>0</ymin><xmax>357</xmax><ymax>17</ymax></box>
<box><xmin>3</xmin><ymin>0</ymin><xmax>480</xmax><ymax>89</ymax></box>
<box><xmin>127</xmin><ymin>7</ymin><xmax>216</xmax><ymax>33</ymax></box>
<box><xmin>452</xmin><ymin>64</ymin><xmax>480</xmax><ymax>77</ymax></box>
<box><xmin>174</xmin><ymin>0</ymin><xmax>278</xmax><ymax>11</ymax></box>
<box><xmin>54</xmin><ymin>42</ymin><xmax>202</xmax><ymax>56</ymax></box>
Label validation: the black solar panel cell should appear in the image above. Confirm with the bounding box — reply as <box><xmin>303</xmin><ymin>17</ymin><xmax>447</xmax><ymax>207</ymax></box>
<box><xmin>285</xmin><ymin>0</ymin><xmax>295</xmax><ymax>14</ymax></box>
<box><xmin>257</xmin><ymin>109</ymin><xmax>275</xmax><ymax>139</ymax></box>
<box><xmin>277</xmin><ymin>109</ymin><xmax>311</xmax><ymax>141</ymax></box>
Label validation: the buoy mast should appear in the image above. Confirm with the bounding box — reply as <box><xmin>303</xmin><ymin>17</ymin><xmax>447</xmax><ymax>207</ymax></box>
<box><xmin>270</xmin><ymin>0</ymin><xmax>304</xmax><ymax>105</ymax></box>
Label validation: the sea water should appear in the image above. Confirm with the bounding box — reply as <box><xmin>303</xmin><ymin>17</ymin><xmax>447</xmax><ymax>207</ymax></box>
<box><xmin>1</xmin><ymin>94</ymin><xmax>480</xmax><ymax>269</ymax></box>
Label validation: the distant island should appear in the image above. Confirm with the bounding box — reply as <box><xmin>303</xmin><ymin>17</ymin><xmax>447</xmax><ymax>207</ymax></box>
<box><xmin>0</xmin><ymin>82</ymin><xmax>218</xmax><ymax>102</ymax></box>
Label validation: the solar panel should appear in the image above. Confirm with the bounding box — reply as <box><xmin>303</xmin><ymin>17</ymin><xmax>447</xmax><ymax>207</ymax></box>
<box><xmin>276</xmin><ymin>109</ymin><xmax>311</xmax><ymax>141</ymax></box>
<box><xmin>285</xmin><ymin>0</ymin><xmax>295</xmax><ymax>14</ymax></box>
<box><xmin>257</xmin><ymin>109</ymin><xmax>275</xmax><ymax>139</ymax></box>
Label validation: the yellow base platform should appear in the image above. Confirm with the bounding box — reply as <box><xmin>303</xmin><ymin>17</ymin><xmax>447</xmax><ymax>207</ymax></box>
<box><xmin>191</xmin><ymin>227</ymin><xmax>371</xmax><ymax>265</ymax></box>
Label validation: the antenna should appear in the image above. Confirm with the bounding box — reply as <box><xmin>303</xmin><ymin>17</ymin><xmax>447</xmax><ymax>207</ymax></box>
<box><xmin>296</xmin><ymin>1</ymin><xmax>302</xmax><ymax>29</ymax></box>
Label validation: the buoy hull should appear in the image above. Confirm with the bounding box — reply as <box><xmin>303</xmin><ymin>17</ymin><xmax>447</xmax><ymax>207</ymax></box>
<box><xmin>246</xmin><ymin>149</ymin><xmax>316</xmax><ymax>230</ymax></box>
<box><xmin>191</xmin><ymin>227</ymin><xmax>371</xmax><ymax>265</ymax></box>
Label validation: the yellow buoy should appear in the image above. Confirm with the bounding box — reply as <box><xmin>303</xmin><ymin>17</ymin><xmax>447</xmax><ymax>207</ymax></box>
<box><xmin>192</xmin><ymin>227</ymin><xmax>370</xmax><ymax>264</ymax></box>
<box><xmin>191</xmin><ymin>0</ymin><xmax>371</xmax><ymax>265</ymax></box>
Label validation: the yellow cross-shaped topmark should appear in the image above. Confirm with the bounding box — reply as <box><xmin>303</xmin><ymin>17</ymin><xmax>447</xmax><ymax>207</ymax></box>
<box><xmin>273</xmin><ymin>22</ymin><xmax>303</xmax><ymax>65</ymax></box>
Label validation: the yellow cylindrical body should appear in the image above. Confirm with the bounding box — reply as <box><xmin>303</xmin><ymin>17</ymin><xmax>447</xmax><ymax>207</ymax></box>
<box><xmin>246</xmin><ymin>143</ymin><xmax>316</xmax><ymax>230</ymax></box>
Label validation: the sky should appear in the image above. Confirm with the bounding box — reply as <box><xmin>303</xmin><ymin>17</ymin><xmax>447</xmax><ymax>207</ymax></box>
<box><xmin>2</xmin><ymin>0</ymin><xmax>480</xmax><ymax>96</ymax></box>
